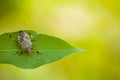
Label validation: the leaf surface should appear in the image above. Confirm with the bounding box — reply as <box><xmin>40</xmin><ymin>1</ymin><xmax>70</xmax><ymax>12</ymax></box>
<box><xmin>0</xmin><ymin>30</ymin><xmax>82</xmax><ymax>69</ymax></box>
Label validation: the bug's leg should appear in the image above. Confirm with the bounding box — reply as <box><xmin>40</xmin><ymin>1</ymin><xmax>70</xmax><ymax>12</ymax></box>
<box><xmin>28</xmin><ymin>32</ymin><xmax>33</xmax><ymax>38</ymax></box>
<box><xmin>18</xmin><ymin>50</ymin><xmax>24</xmax><ymax>56</ymax></box>
<box><xmin>13</xmin><ymin>51</ymin><xmax>18</xmax><ymax>55</ymax></box>
<box><xmin>31</xmin><ymin>37</ymin><xmax>36</xmax><ymax>42</ymax></box>
<box><xmin>31</xmin><ymin>39</ymin><xmax>36</xmax><ymax>42</ymax></box>
<box><xmin>28</xmin><ymin>32</ymin><xmax>37</xmax><ymax>42</ymax></box>
<box><xmin>36</xmin><ymin>51</ymin><xmax>41</xmax><ymax>55</ymax></box>
<box><xmin>8</xmin><ymin>34</ymin><xmax>14</xmax><ymax>40</ymax></box>
<box><xmin>7</xmin><ymin>34</ymin><xmax>18</xmax><ymax>43</ymax></box>
<box><xmin>14</xmin><ymin>51</ymin><xmax>20</xmax><ymax>55</ymax></box>
<box><xmin>31</xmin><ymin>39</ymin><xmax>36</xmax><ymax>43</ymax></box>
<box><xmin>32</xmin><ymin>48</ymin><xmax>41</xmax><ymax>55</ymax></box>
<box><xmin>28</xmin><ymin>32</ymin><xmax>31</xmax><ymax>36</ymax></box>
<box><xmin>8</xmin><ymin>34</ymin><xmax>12</xmax><ymax>38</ymax></box>
<box><xmin>14</xmin><ymin>49</ymin><xmax>24</xmax><ymax>56</ymax></box>
<box><xmin>36</xmin><ymin>51</ymin><xmax>41</xmax><ymax>54</ymax></box>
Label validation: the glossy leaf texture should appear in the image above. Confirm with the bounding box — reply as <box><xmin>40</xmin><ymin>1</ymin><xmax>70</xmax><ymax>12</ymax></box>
<box><xmin>0</xmin><ymin>30</ymin><xmax>83</xmax><ymax>69</ymax></box>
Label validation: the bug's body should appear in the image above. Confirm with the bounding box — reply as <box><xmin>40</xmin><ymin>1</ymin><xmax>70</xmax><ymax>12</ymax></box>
<box><xmin>18</xmin><ymin>31</ymin><xmax>32</xmax><ymax>53</ymax></box>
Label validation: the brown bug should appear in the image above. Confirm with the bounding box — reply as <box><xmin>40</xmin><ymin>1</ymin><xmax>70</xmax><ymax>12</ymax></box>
<box><xmin>18</xmin><ymin>31</ymin><xmax>32</xmax><ymax>54</ymax></box>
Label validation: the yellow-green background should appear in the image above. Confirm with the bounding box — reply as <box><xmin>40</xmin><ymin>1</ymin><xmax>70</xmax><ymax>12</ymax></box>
<box><xmin>0</xmin><ymin>0</ymin><xmax>120</xmax><ymax>80</ymax></box>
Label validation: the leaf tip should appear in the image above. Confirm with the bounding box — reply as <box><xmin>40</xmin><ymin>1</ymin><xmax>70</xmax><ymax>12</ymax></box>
<box><xmin>74</xmin><ymin>48</ymin><xmax>86</xmax><ymax>53</ymax></box>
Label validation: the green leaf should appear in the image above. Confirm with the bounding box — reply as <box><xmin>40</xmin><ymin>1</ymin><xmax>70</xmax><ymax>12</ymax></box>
<box><xmin>0</xmin><ymin>30</ymin><xmax>83</xmax><ymax>69</ymax></box>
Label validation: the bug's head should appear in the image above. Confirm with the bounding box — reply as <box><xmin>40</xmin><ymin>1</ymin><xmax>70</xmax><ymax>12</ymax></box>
<box><xmin>19</xmin><ymin>31</ymin><xmax>25</xmax><ymax>37</ymax></box>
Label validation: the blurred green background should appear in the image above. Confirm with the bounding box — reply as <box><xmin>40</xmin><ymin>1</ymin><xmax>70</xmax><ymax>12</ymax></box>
<box><xmin>0</xmin><ymin>0</ymin><xmax>120</xmax><ymax>80</ymax></box>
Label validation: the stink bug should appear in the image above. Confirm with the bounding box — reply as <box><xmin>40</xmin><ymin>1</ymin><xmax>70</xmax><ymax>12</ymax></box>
<box><xmin>18</xmin><ymin>31</ymin><xmax>32</xmax><ymax>54</ymax></box>
<box><xmin>8</xmin><ymin>30</ymin><xmax>41</xmax><ymax>55</ymax></box>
